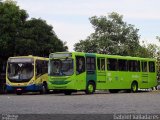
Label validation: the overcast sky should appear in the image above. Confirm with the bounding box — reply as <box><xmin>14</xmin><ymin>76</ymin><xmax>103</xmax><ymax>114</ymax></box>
<box><xmin>15</xmin><ymin>0</ymin><xmax>160</xmax><ymax>51</ymax></box>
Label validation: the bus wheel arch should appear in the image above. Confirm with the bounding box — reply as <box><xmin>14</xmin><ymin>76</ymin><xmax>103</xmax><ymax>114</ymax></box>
<box><xmin>85</xmin><ymin>80</ymin><xmax>96</xmax><ymax>94</ymax></box>
<box><xmin>131</xmin><ymin>81</ymin><xmax>138</xmax><ymax>93</ymax></box>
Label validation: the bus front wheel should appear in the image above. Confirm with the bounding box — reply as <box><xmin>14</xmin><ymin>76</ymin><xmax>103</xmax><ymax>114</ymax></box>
<box><xmin>85</xmin><ymin>81</ymin><xmax>95</xmax><ymax>94</ymax></box>
<box><xmin>40</xmin><ymin>83</ymin><xmax>48</xmax><ymax>94</ymax></box>
<box><xmin>16</xmin><ymin>91</ymin><xmax>22</xmax><ymax>95</ymax></box>
<box><xmin>131</xmin><ymin>82</ymin><xmax>138</xmax><ymax>93</ymax></box>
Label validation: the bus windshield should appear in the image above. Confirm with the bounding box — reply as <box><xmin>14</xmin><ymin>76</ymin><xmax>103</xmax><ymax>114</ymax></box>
<box><xmin>7</xmin><ymin>59</ymin><xmax>34</xmax><ymax>82</ymax></box>
<box><xmin>49</xmin><ymin>59</ymin><xmax>73</xmax><ymax>76</ymax></box>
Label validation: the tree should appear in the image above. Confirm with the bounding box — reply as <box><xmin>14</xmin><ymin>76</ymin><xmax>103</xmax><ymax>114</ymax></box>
<box><xmin>15</xmin><ymin>18</ymin><xmax>67</xmax><ymax>56</ymax></box>
<box><xmin>0</xmin><ymin>0</ymin><xmax>28</xmax><ymax>59</ymax></box>
<box><xmin>0</xmin><ymin>0</ymin><xmax>68</xmax><ymax>59</ymax></box>
<box><xmin>137</xmin><ymin>41</ymin><xmax>159</xmax><ymax>58</ymax></box>
<box><xmin>74</xmin><ymin>12</ymin><xmax>140</xmax><ymax>56</ymax></box>
<box><xmin>0</xmin><ymin>0</ymin><xmax>68</xmax><ymax>85</ymax></box>
<box><xmin>155</xmin><ymin>36</ymin><xmax>160</xmax><ymax>73</ymax></box>
<box><xmin>138</xmin><ymin>37</ymin><xmax>160</xmax><ymax>73</ymax></box>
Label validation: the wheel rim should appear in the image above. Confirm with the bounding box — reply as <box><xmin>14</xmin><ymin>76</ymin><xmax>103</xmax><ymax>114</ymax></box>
<box><xmin>88</xmin><ymin>84</ymin><xmax>94</xmax><ymax>93</ymax></box>
<box><xmin>132</xmin><ymin>83</ymin><xmax>137</xmax><ymax>92</ymax></box>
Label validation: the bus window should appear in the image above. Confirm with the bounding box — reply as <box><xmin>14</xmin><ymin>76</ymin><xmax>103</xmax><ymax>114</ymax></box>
<box><xmin>97</xmin><ymin>58</ymin><xmax>105</xmax><ymax>71</ymax></box>
<box><xmin>76</xmin><ymin>56</ymin><xmax>85</xmax><ymax>74</ymax></box>
<box><xmin>149</xmin><ymin>61</ymin><xmax>155</xmax><ymax>72</ymax></box>
<box><xmin>86</xmin><ymin>57</ymin><xmax>95</xmax><ymax>71</ymax></box>
<box><xmin>97</xmin><ymin>58</ymin><xmax>100</xmax><ymax>70</ymax></box>
<box><xmin>36</xmin><ymin>60</ymin><xmax>42</xmax><ymax>76</ymax></box>
<box><xmin>128</xmin><ymin>60</ymin><xmax>140</xmax><ymax>72</ymax></box>
<box><xmin>36</xmin><ymin>60</ymin><xmax>48</xmax><ymax>77</ymax></box>
<box><xmin>142</xmin><ymin>61</ymin><xmax>148</xmax><ymax>72</ymax></box>
<box><xmin>107</xmin><ymin>58</ymin><xmax>118</xmax><ymax>71</ymax></box>
<box><xmin>118</xmin><ymin>59</ymin><xmax>128</xmax><ymax>71</ymax></box>
<box><xmin>136</xmin><ymin>61</ymin><xmax>140</xmax><ymax>72</ymax></box>
<box><xmin>101</xmin><ymin>59</ymin><xmax>105</xmax><ymax>70</ymax></box>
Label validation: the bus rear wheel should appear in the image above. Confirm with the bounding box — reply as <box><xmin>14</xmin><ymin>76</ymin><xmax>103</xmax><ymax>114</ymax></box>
<box><xmin>85</xmin><ymin>81</ymin><xmax>95</xmax><ymax>94</ymax></box>
<box><xmin>64</xmin><ymin>91</ymin><xmax>72</xmax><ymax>95</ymax></box>
<box><xmin>131</xmin><ymin>82</ymin><xmax>138</xmax><ymax>93</ymax></box>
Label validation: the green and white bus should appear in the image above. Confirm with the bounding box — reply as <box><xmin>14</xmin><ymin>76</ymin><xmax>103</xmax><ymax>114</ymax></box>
<box><xmin>48</xmin><ymin>52</ymin><xmax>157</xmax><ymax>95</ymax></box>
<box><xmin>6</xmin><ymin>55</ymin><xmax>48</xmax><ymax>95</ymax></box>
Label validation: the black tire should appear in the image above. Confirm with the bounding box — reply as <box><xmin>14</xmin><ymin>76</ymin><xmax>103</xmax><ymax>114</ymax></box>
<box><xmin>64</xmin><ymin>91</ymin><xmax>72</xmax><ymax>95</ymax></box>
<box><xmin>40</xmin><ymin>83</ymin><xmax>48</xmax><ymax>94</ymax></box>
<box><xmin>85</xmin><ymin>81</ymin><xmax>95</xmax><ymax>94</ymax></box>
<box><xmin>131</xmin><ymin>82</ymin><xmax>138</xmax><ymax>93</ymax></box>
<box><xmin>109</xmin><ymin>89</ymin><xmax>119</xmax><ymax>93</ymax></box>
<box><xmin>16</xmin><ymin>91</ymin><xmax>22</xmax><ymax>95</ymax></box>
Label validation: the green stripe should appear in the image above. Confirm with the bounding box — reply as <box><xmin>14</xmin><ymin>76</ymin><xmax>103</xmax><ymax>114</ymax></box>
<box><xmin>51</xmin><ymin>80</ymin><xmax>70</xmax><ymax>85</ymax></box>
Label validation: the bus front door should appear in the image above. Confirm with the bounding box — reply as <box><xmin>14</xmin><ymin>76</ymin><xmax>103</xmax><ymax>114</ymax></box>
<box><xmin>85</xmin><ymin>54</ymin><xmax>96</xmax><ymax>89</ymax></box>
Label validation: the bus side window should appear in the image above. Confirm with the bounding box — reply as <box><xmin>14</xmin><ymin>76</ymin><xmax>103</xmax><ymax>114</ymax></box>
<box><xmin>97</xmin><ymin>58</ymin><xmax>105</xmax><ymax>71</ymax></box>
<box><xmin>149</xmin><ymin>61</ymin><xmax>155</xmax><ymax>72</ymax></box>
<box><xmin>97</xmin><ymin>58</ymin><xmax>100</xmax><ymax>70</ymax></box>
<box><xmin>136</xmin><ymin>61</ymin><xmax>140</xmax><ymax>72</ymax></box>
<box><xmin>118</xmin><ymin>59</ymin><xmax>128</xmax><ymax>71</ymax></box>
<box><xmin>107</xmin><ymin>58</ymin><xmax>118</xmax><ymax>71</ymax></box>
<box><xmin>76</xmin><ymin>56</ymin><xmax>85</xmax><ymax>74</ymax></box>
<box><xmin>101</xmin><ymin>59</ymin><xmax>105</xmax><ymax>70</ymax></box>
<box><xmin>128</xmin><ymin>60</ymin><xmax>140</xmax><ymax>72</ymax></box>
<box><xmin>36</xmin><ymin>60</ymin><xmax>40</xmax><ymax>76</ymax></box>
<box><xmin>42</xmin><ymin>61</ymin><xmax>48</xmax><ymax>74</ymax></box>
<box><xmin>36</xmin><ymin>60</ymin><xmax>44</xmax><ymax>77</ymax></box>
<box><xmin>128</xmin><ymin>61</ymin><xmax>133</xmax><ymax>71</ymax></box>
<box><xmin>141</xmin><ymin>61</ymin><xmax>148</xmax><ymax>72</ymax></box>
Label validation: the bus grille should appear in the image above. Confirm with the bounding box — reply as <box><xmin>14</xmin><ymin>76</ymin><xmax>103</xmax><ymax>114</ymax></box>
<box><xmin>51</xmin><ymin>78</ymin><xmax>70</xmax><ymax>85</ymax></box>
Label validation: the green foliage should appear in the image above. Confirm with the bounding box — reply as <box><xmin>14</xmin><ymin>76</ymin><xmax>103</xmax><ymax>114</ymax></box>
<box><xmin>138</xmin><ymin>38</ymin><xmax>160</xmax><ymax>73</ymax></box>
<box><xmin>156</xmin><ymin>36</ymin><xmax>160</xmax><ymax>42</ymax></box>
<box><xmin>74</xmin><ymin>12</ymin><xmax>140</xmax><ymax>56</ymax></box>
<box><xmin>137</xmin><ymin>42</ymin><xmax>158</xmax><ymax>58</ymax></box>
<box><xmin>155</xmin><ymin>36</ymin><xmax>160</xmax><ymax>73</ymax></box>
<box><xmin>15</xmin><ymin>18</ymin><xmax>67</xmax><ymax>56</ymax></box>
<box><xmin>0</xmin><ymin>0</ymin><xmax>28</xmax><ymax>59</ymax></box>
<box><xmin>0</xmin><ymin>0</ymin><xmax>68</xmax><ymax>60</ymax></box>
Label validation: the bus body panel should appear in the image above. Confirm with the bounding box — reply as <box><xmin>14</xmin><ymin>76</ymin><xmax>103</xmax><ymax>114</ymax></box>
<box><xmin>96</xmin><ymin>70</ymin><xmax>107</xmax><ymax>90</ymax></box>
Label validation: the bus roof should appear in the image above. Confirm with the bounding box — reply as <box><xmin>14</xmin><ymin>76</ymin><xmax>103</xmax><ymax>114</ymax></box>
<box><xmin>8</xmin><ymin>55</ymin><xmax>48</xmax><ymax>61</ymax></box>
<box><xmin>96</xmin><ymin>54</ymin><xmax>156</xmax><ymax>61</ymax></box>
<box><xmin>50</xmin><ymin>52</ymin><xmax>155</xmax><ymax>61</ymax></box>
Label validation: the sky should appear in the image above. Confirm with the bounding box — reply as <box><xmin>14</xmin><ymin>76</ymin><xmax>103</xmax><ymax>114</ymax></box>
<box><xmin>15</xmin><ymin>0</ymin><xmax>160</xmax><ymax>51</ymax></box>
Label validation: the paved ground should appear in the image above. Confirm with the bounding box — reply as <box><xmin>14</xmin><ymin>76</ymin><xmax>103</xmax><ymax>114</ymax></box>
<box><xmin>0</xmin><ymin>90</ymin><xmax>160</xmax><ymax>114</ymax></box>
